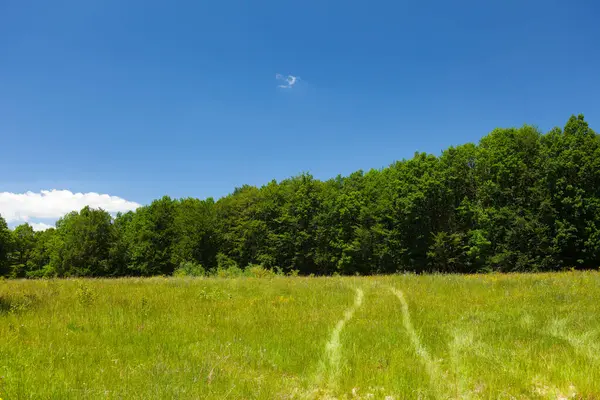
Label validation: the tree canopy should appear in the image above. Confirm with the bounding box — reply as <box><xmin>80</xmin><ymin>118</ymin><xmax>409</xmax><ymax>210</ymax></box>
<box><xmin>2</xmin><ymin>115</ymin><xmax>599</xmax><ymax>277</ymax></box>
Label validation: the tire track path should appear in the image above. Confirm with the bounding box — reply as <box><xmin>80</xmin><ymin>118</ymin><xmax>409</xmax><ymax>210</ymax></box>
<box><xmin>311</xmin><ymin>287</ymin><xmax>364</xmax><ymax>396</ymax></box>
<box><xmin>325</xmin><ymin>287</ymin><xmax>364</xmax><ymax>383</ymax></box>
<box><xmin>390</xmin><ymin>287</ymin><xmax>448</xmax><ymax>399</ymax></box>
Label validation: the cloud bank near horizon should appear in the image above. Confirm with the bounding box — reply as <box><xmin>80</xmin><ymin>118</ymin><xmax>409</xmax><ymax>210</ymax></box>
<box><xmin>0</xmin><ymin>190</ymin><xmax>141</xmax><ymax>230</ymax></box>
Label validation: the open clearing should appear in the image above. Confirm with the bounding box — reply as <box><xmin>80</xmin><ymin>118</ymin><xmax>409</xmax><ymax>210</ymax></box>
<box><xmin>1</xmin><ymin>272</ymin><xmax>599</xmax><ymax>399</ymax></box>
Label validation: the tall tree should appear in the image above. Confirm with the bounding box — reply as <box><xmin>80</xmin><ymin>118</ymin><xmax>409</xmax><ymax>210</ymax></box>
<box><xmin>10</xmin><ymin>223</ymin><xmax>37</xmax><ymax>277</ymax></box>
<box><xmin>542</xmin><ymin>115</ymin><xmax>600</xmax><ymax>268</ymax></box>
<box><xmin>7</xmin><ymin>115</ymin><xmax>600</xmax><ymax>277</ymax></box>
<box><xmin>0</xmin><ymin>215</ymin><xmax>12</xmax><ymax>277</ymax></box>
<box><xmin>123</xmin><ymin>196</ymin><xmax>177</xmax><ymax>275</ymax></box>
<box><xmin>172</xmin><ymin>197</ymin><xmax>218</xmax><ymax>268</ymax></box>
<box><xmin>26</xmin><ymin>228</ymin><xmax>56</xmax><ymax>277</ymax></box>
<box><xmin>49</xmin><ymin>207</ymin><xmax>116</xmax><ymax>277</ymax></box>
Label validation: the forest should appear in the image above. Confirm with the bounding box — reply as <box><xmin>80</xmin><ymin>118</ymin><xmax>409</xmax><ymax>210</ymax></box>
<box><xmin>1</xmin><ymin>115</ymin><xmax>599</xmax><ymax>278</ymax></box>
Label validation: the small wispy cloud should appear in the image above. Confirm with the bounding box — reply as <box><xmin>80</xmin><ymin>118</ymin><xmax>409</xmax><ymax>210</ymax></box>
<box><xmin>276</xmin><ymin>74</ymin><xmax>299</xmax><ymax>89</ymax></box>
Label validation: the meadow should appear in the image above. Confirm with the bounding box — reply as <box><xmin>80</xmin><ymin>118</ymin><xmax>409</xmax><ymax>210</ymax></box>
<box><xmin>1</xmin><ymin>272</ymin><xmax>599</xmax><ymax>399</ymax></box>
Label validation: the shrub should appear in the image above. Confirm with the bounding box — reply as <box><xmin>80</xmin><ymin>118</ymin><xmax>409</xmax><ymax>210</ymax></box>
<box><xmin>173</xmin><ymin>261</ymin><xmax>206</xmax><ymax>277</ymax></box>
<box><xmin>26</xmin><ymin>265</ymin><xmax>56</xmax><ymax>279</ymax></box>
<box><xmin>75</xmin><ymin>283</ymin><xmax>97</xmax><ymax>307</ymax></box>
<box><xmin>212</xmin><ymin>253</ymin><xmax>243</xmax><ymax>277</ymax></box>
<box><xmin>216</xmin><ymin>253</ymin><xmax>238</xmax><ymax>270</ymax></box>
<box><xmin>246</xmin><ymin>264</ymin><xmax>277</xmax><ymax>278</ymax></box>
<box><xmin>215</xmin><ymin>264</ymin><xmax>244</xmax><ymax>278</ymax></box>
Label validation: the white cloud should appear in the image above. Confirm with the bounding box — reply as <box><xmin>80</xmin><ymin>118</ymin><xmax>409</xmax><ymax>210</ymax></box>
<box><xmin>0</xmin><ymin>190</ymin><xmax>141</xmax><ymax>223</ymax></box>
<box><xmin>29</xmin><ymin>222</ymin><xmax>54</xmax><ymax>232</ymax></box>
<box><xmin>276</xmin><ymin>73</ymin><xmax>299</xmax><ymax>89</ymax></box>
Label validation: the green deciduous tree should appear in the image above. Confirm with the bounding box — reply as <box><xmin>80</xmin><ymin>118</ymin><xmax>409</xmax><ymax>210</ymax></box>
<box><xmin>122</xmin><ymin>196</ymin><xmax>177</xmax><ymax>276</ymax></box>
<box><xmin>10</xmin><ymin>223</ymin><xmax>36</xmax><ymax>277</ymax></box>
<box><xmin>48</xmin><ymin>207</ymin><xmax>116</xmax><ymax>277</ymax></box>
<box><xmin>8</xmin><ymin>115</ymin><xmax>600</xmax><ymax>277</ymax></box>
<box><xmin>0</xmin><ymin>215</ymin><xmax>12</xmax><ymax>277</ymax></box>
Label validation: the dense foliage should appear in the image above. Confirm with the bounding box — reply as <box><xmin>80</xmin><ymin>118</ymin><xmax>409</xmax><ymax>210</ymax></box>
<box><xmin>1</xmin><ymin>115</ymin><xmax>599</xmax><ymax>277</ymax></box>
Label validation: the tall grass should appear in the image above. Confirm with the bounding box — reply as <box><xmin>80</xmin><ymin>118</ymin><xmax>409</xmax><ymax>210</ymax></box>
<box><xmin>1</xmin><ymin>272</ymin><xmax>598</xmax><ymax>399</ymax></box>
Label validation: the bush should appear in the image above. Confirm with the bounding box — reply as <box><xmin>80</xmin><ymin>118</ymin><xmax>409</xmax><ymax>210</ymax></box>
<box><xmin>216</xmin><ymin>253</ymin><xmax>238</xmax><ymax>270</ymax></box>
<box><xmin>26</xmin><ymin>265</ymin><xmax>55</xmax><ymax>279</ymax></box>
<box><xmin>9</xmin><ymin>263</ymin><xmax>27</xmax><ymax>279</ymax></box>
<box><xmin>212</xmin><ymin>253</ymin><xmax>243</xmax><ymax>277</ymax></box>
<box><xmin>75</xmin><ymin>283</ymin><xmax>97</xmax><ymax>307</ymax></box>
<box><xmin>173</xmin><ymin>261</ymin><xmax>206</xmax><ymax>277</ymax></box>
<box><xmin>215</xmin><ymin>264</ymin><xmax>244</xmax><ymax>278</ymax></box>
<box><xmin>246</xmin><ymin>264</ymin><xmax>278</xmax><ymax>278</ymax></box>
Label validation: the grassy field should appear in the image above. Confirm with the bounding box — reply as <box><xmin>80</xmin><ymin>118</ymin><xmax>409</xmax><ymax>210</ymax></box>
<box><xmin>1</xmin><ymin>272</ymin><xmax>599</xmax><ymax>399</ymax></box>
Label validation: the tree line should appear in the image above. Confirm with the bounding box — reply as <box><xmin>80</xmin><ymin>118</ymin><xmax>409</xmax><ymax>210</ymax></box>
<box><xmin>1</xmin><ymin>115</ymin><xmax>599</xmax><ymax>278</ymax></box>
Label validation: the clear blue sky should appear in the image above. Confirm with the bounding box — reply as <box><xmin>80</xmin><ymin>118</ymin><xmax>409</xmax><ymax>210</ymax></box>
<box><xmin>1</xmin><ymin>0</ymin><xmax>599</xmax><ymax>206</ymax></box>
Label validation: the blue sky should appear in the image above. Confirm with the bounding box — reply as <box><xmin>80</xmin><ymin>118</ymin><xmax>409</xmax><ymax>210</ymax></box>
<box><xmin>1</xmin><ymin>0</ymin><xmax>599</xmax><ymax>227</ymax></box>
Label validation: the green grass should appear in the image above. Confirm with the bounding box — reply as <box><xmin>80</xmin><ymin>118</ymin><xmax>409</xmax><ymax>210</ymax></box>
<box><xmin>1</xmin><ymin>272</ymin><xmax>599</xmax><ymax>399</ymax></box>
